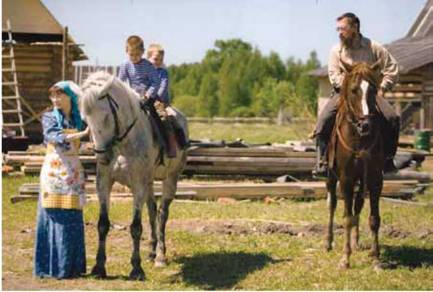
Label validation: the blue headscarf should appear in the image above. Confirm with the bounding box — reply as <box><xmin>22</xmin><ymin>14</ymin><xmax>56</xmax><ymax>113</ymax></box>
<box><xmin>52</xmin><ymin>81</ymin><xmax>83</xmax><ymax>131</ymax></box>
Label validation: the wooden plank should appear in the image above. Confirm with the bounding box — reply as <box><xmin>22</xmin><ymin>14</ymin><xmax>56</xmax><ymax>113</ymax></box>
<box><xmin>184</xmin><ymin>165</ymin><xmax>315</xmax><ymax>175</ymax></box>
<box><xmin>16</xmin><ymin>180</ymin><xmax>420</xmax><ymax>202</ymax></box>
<box><xmin>398</xmin><ymin>74</ymin><xmax>423</xmax><ymax>83</ymax></box>
<box><xmin>187</xmin><ymin>156</ymin><xmax>315</xmax><ymax>165</ymax></box>
<box><xmin>13</xmin><ymin>52</ymin><xmax>53</xmax><ymax>59</ymax></box>
<box><xmin>3</xmin><ymin>58</ymin><xmax>53</xmax><ymax>66</ymax></box>
<box><xmin>16</xmin><ymin>65</ymin><xmax>52</xmax><ymax>73</ymax></box>
<box><xmin>187</xmin><ymin>147</ymin><xmax>314</xmax><ymax>158</ymax></box>
<box><xmin>393</xmin><ymin>83</ymin><xmax>423</xmax><ymax>92</ymax></box>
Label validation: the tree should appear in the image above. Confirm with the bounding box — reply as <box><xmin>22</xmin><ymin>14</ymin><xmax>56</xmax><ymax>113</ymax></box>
<box><xmin>172</xmin><ymin>95</ymin><xmax>199</xmax><ymax>117</ymax></box>
<box><xmin>218</xmin><ymin>57</ymin><xmax>241</xmax><ymax>116</ymax></box>
<box><xmin>266</xmin><ymin>51</ymin><xmax>286</xmax><ymax>81</ymax></box>
<box><xmin>198</xmin><ymin>73</ymin><xmax>219</xmax><ymax>117</ymax></box>
<box><xmin>168</xmin><ymin>39</ymin><xmax>320</xmax><ymax>117</ymax></box>
<box><xmin>295</xmin><ymin>51</ymin><xmax>321</xmax><ymax>113</ymax></box>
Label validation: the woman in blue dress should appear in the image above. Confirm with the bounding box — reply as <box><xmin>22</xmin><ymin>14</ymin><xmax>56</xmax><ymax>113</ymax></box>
<box><xmin>34</xmin><ymin>81</ymin><xmax>90</xmax><ymax>279</ymax></box>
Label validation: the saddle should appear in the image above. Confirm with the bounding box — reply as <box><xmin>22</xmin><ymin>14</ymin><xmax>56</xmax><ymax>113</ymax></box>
<box><xmin>141</xmin><ymin>103</ymin><xmax>188</xmax><ymax>156</ymax></box>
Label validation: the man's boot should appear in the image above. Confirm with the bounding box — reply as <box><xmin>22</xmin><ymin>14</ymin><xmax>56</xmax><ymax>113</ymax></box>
<box><xmin>312</xmin><ymin>135</ymin><xmax>328</xmax><ymax>178</ymax></box>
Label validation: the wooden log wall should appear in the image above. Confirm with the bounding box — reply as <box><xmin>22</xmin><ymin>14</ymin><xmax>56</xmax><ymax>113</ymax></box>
<box><xmin>2</xmin><ymin>43</ymin><xmax>75</xmax><ymax>141</ymax></box>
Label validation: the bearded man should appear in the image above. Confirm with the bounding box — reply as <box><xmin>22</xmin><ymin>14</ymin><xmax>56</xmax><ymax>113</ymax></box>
<box><xmin>312</xmin><ymin>12</ymin><xmax>400</xmax><ymax>176</ymax></box>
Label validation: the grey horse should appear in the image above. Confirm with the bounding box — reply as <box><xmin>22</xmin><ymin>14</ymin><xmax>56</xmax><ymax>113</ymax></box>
<box><xmin>80</xmin><ymin>71</ymin><xmax>188</xmax><ymax>280</ymax></box>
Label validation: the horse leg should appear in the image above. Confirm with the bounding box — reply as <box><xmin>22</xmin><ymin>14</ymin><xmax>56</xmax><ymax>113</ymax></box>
<box><xmin>145</xmin><ymin>182</ymin><xmax>158</xmax><ymax>261</ymax></box>
<box><xmin>339</xmin><ymin>178</ymin><xmax>355</xmax><ymax>269</ymax></box>
<box><xmin>91</xmin><ymin>171</ymin><xmax>113</xmax><ymax>278</ymax></box>
<box><xmin>325</xmin><ymin>175</ymin><xmax>337</xmax><ymax>251</ymax></box>
<box><xmin>351</xmin><ymin>182</ymin><xmax>365</xmax><ymax>251</ymax></box>
<box><xmin>368</xmin><ymin>180</ymin><xmax>383</xmax><ymax>269</ymax></box>
<box><xmin>128</xmin><ymin>188</ymin><xmax>146</xmax><ymax>281</ymax></box>
<box><xmin>155</xmin><ymin>175</ymin><xmax>177</xmax><ymax>267</ymax></box>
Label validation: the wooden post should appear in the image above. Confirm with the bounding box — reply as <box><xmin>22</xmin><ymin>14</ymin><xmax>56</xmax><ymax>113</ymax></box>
<box><xmin>420</xmin><ymin>98</ymin><xmax>426</xmax><ymax>129</ymax></box>
<box><xmin>62</xmin><ymin>26</ymin><xmax>68</xmax><ymax>80</ymax></box>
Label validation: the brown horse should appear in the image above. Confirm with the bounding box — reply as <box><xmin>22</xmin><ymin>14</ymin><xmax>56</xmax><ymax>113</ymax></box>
<box><xmin>325</xmin><ymin>60</ymin><xmax>385</xmax><ymax>270</ymax></box>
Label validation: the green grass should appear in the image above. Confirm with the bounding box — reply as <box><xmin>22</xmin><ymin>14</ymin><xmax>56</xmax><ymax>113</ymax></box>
<box><xmin>3</xmin><ymin>175</ymin><xmax>433</xmax><ymax>290</ymax></box>
<box><xmin>188</xmin><ymin>121</ymin><xmax>315</xmax><ymax>143</ymax></box>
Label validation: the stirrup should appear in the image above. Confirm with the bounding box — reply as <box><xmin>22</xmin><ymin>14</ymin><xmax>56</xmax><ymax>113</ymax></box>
<box><xmin>312</xmin><ymin>161</ymin><xmax>328</xmax><ymax>178</ymax></box>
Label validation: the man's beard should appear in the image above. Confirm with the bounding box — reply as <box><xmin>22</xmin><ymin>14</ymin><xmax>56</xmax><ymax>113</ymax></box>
<box><xmin>340</xmin><ymin>35</ymin><xmax>354</xmax><ymax>48</ymax></box>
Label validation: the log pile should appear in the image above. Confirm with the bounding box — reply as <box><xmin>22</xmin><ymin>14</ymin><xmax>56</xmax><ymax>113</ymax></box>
<box><xmin>12</xmin><ymin>179</ymin><xmax>426</xmax><ymax>203</ymax></box>
<box><xmin>4</xmin><ymin>143</ymin><xmax>317</xmax><ymax>176</ymax></box>
<box><xmin>7</xmin><ymin>141</ymin><xmax>431</xmax><ymax>203</ymax></box>
<box><xmin>4</xmin><ymin>142</ymin><xmax>429</xmax><ymax>178</ymax></box>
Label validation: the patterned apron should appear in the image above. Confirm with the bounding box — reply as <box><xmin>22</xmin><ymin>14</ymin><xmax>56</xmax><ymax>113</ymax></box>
<box><xmin>40</xmin><ymin>129</ymin><xmax>86</xmax><ymax>209</ymax></box>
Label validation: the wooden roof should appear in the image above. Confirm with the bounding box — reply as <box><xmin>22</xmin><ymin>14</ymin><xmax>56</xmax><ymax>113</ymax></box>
<box><xmin>2</xmin><ymin>0</ymin><xmax>87</xmax><ymax>60</ymax></box>
<box><xmin>2</xmin><ymin>0</ymin><xmax>63</xmax><ymax>35</ymax></box>
<box><xmin>406</xmin><ymin>0</ymin><xmax>433</xmax><ymax>37</ymax></box>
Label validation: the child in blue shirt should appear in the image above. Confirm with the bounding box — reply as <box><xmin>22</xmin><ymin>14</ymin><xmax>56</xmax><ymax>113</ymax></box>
<box><xmin>147</xmin><ymin>43</ymin><xmax>179</xmax><ymax>157</ymax></box>
<box><xmin>118</xmin><ymin>35</ymin><xmax>160</xmax><ymax>101</ymax></box>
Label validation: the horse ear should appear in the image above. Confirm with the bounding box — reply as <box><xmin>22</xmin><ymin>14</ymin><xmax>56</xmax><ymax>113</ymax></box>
<box><xmin>340</xmin><ymin>59</ymin><xmax>353</xmax><ymax>73</ymax></box>
<box><xmin>370</xmin><ymin>59</ymin><xmax>382</xmax><ymax>71</ymax></box>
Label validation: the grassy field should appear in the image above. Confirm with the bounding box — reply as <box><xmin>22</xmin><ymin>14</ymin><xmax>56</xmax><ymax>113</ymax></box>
<box><xmin>188</xmin><ymin>121</ymin><xmax>315</xmax><ymax>143</ymax></box>
<box><xmin>3</xmin><ymin>174</ymin><xmax>433</xmax><ymax>290</ymax></box>
<box><xmin>2</xmin><ymin>122</ymin><xmax>433</xmax><ymax>290</ymax></box>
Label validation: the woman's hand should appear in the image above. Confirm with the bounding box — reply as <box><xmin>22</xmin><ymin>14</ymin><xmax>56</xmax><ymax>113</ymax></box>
<box><xmin>83</xmin><ymin>127</ymin><xmax>90</xmax><ymax>136</ymax></box>
<box><xmin>65</xmin><ymin>127</ymin><xmax>90</xmax><ymax>142</ymax></box>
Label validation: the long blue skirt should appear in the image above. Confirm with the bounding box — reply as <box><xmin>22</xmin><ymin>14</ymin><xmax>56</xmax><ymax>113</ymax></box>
<box><xmin>34</xmin><ymin>201</ymin><xmax>86</xmax><ymax>279</ymax></box>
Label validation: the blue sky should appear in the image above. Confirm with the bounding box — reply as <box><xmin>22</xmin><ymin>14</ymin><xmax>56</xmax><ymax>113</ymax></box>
<box><xmin>41</xmin><ymin>0</ymin><xmax>426</xmax><ymax>66</ymax></box>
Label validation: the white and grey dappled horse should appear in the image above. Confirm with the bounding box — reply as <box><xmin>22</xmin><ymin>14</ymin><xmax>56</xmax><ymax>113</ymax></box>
<box><xmin>79</xmin><ymin>71</ymin><xmax>188</xmax><ymax>280</ymax></box>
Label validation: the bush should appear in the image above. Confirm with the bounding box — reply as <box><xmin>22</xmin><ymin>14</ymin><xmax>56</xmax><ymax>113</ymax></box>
<box><xmin>229</xmin><ymin>106</ymin><xmax>256</xmax><ymax>117</ymax></box>
<box><xmin>172</xmin><ymin>95</ymin><xmax>198</xmax><ymax>117</ymax></box>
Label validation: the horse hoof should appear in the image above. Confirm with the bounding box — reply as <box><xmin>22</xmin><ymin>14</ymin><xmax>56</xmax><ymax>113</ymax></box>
<box><xmin>338</xmin><ymin>260</ymin><xmax>350</xmax><ymax>270</ymax></box>
<box><xmin>368</xmin><ymin>250</ymin><xmax>379</xmax><ymax>258</ymax></box>
<box><xmin>91</xmin><ymin>265</ymin><xmax>107</xmax><ymax>278</ymax></box>
<box><xmin>155</xmin><ymin>258</ymin><xmax>167</xmax><ymax>268</ymax></box>
<box><xmin>129</xmin><ymin>267</ymin><xmax>146</xmax><ymax>281</ymax></box>
<box><xmin>325</xmin><ymin>244</ymin><xmax>333</xmax><ymax>252</ymax></box>
<box><xmin>147</xmin><ymin>252</ymin><xmax>156</xmax><ymax>262</ymax></box>
<box><xmin>373</xmin><ymin>261</ymin><xmax>383</xmax><ymax>272</ymax></box>
<box><xmin>357</xmin><ymin>242</ymin><xmax>369</xmax><ymax>251</ymax></box>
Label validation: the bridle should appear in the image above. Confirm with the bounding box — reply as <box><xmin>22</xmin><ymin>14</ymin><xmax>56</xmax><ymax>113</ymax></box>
<box><xmin>336</xmin><ymin>114</ymin><xmax>380</xmax><ymax>159</ymax></box>
<box><xmin>336</xmin><ymin>82</ymin><xmax>380</xmax><ymax>159</ymax></box>
<box><xmin>93</xmin><ymin>93</ymin><xmax>137</xmax><ymax>154</ymax></box>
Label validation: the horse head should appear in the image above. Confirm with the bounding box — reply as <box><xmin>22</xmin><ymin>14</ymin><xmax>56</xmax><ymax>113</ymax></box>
<box><xmin>339</xmin><ymin>59</ymin><xmax>382</xmax><ymax>137</ymax></box>
<box><xmin>80</xmin><ymin>71</ymin><xmax>141</xmax><ymax>163</ymax></box>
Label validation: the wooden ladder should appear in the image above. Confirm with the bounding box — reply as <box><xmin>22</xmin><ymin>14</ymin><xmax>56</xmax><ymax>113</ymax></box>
<box><xmin>2</xmin><ymin>19</ymin><xmax>25</xmax><ymax>137</ymax></box>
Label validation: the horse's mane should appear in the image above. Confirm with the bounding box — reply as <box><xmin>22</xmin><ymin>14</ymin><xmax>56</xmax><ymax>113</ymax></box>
<box><xmin>80</xmin><ymin>71</ymin><xmax>141</xmax><ymax>117</ymax></box>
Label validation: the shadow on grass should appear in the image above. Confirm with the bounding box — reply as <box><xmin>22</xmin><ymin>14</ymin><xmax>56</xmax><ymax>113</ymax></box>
<box><xmin>175</xmin><ymin>251</ymin><xmax>282</xmax><ymax>290</ymax></box>
<box><xmin>382</xmin><ymin>244</ymin><xmax>433</xmax><ymax>269</ymax></box>
<box><xmin>82</xmin><ymin>274</ymin><xmax>130</xmax><ymax>281</ymax></box>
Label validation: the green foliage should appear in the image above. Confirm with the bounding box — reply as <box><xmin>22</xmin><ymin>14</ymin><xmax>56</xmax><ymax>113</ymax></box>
<box><xmin>198</xmin><ymin>73</ymin><xmax>219</xmax><ymax>117</ymax></box>
<box><xmin>171</xmin><ymin>95</ymin><xmax>199</xmax><ymax>116</ymax></box>
<box><xmin>169</xmin><ymin>39</ymin><xmax>321</xmax><ymax>117</ymax></box>
<box><xmin>228</xmin><ymin>106</ymin><xmax>256</xmax><ymax>118</ymax></box>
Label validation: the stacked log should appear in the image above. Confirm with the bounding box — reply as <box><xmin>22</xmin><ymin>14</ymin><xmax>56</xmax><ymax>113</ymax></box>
<box><xmin>185</xmin><ymin>146</ymin><xmax>315</xmax><ymax>176</ymax></box>
<box><xmin>5</xmin><ymin>146</ymin><xmax>430</xmax><ymax>178</ymax></box>
<box><xmin>12</xmin><ymin>179</ymin><xmax>424</xmax><ymax>203</ymax></box>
